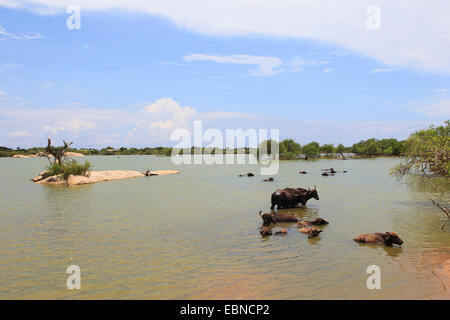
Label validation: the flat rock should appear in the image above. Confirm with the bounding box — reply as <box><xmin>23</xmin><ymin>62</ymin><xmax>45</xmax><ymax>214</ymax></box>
<box><xmin>149</xmin><ymin>170</ymin><xmax>180</xmax><ymax>175</ymax></box>
<box><xmin>12</xmin><ymin>154</ymin><xmax>37</xmax><ymax>158</ymax></box>
<box><xmin>65</xmin><ymin>152</ymin><xmax>85</xmax><ymax>157</ymax></box>
<box><xmin>34</xmin><ymin>169</ymin><xmax>180</xmax><ymax>185</ymax></box>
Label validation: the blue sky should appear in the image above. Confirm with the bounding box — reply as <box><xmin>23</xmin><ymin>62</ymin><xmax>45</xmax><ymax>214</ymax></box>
<box><xmin>0</xmin><ymin>1</ymin><xmax>449</xmax><ymax>148</ymax></box>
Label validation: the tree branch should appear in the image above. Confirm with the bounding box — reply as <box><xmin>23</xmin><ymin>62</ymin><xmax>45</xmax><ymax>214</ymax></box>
<box><xmin>431</xmin><ymin>199</ymin><xmax>450</xmax><ymax>230</ymax></box>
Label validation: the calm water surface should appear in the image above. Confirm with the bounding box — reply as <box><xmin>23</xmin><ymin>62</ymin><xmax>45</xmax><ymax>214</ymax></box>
<box><xmin>0</xmin><ymin>156</ymin><xmax>449</xmax><ymax>299</ymax></box>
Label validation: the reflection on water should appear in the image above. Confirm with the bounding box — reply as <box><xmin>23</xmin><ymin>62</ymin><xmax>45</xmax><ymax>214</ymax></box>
<box><xmin>0</xmin><ymin>156</ymin><xmax>449</xmax><ymax>299</ymax></box>
<box><xmin>355</xmin><ymin>243</ymin><xmax>404</xmax><ymax>258</ymax></box>
<box><xmin>405</xmin><ymin>174</ymin><xmax>450</xmax><ymax>196</ymax></box>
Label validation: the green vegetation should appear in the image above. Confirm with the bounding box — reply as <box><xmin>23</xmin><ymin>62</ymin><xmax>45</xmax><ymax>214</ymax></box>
<box><xmin>335</xmin><ymin>143</ymin><xmax>346</xmax><ymax>157</ymax></box>
<box><xmin>392</xmin><ymin>120</ymin><xmax>449</xmax><ymax>177</ymax></box>
<box><xmin>279</xmin><ymin>139</ymin><xmax>301</xmax><ymax>160</ymax></box>
<box><xmin>4</xmin><ymin>123</ymin><xmax>447</xmax><ymax>167</ymax></box>
<box><xmin>0</xmin><ymin>146</ymin><xmax>45</xmax><ymax>157</ymax></box>
<box><xmin>258</xmin><ymin>139</ymin><xmax>279</xmax><ymax>156</ymax></box>
<box><xmin>40</xmin><ymin>139</ymin><xmax>92</xmax><ymax>180</ymax></box>
<box><xmin>351</xmin><ymin>138</ymin><xmax>405</xmax><ymax>157</ymax></box>
<box><xmin>301</xmin><ymin>141</ymin><xmax>321</xmax><ymax>159</ymax></box>
<box><xmin>47</xmin><ymin>159</ymin><xmax>92</xmax><ymax>180</ymax></box>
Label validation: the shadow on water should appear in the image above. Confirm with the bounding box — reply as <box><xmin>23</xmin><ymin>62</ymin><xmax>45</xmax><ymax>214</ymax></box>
<box><xmin>404</xmin><ymin>175</ymin><xmax>450</xmax><ymax>199</ymax></box>
<box><xmin>307</xmin><ymin>236</ymin><xmax>322</xmax><ymax>245</ymax></box>
<box><xmin>390</xmin><ymin>174</ymin><xmax>450</xmax><ymax>241</ymax></box>
<box><xmin>40</xmin><ymin>183</ymin><xmax>94</xmax><ymax>217</ymax></box>
<box><xmin>355</xmin><ymin>242</ymin><xmax>404</xmax><ymax>258</ymax></box>
<box><xmin>273</xmin><ymin>206</ymin><xmax>320</xmax><ymax>219</ymax></box>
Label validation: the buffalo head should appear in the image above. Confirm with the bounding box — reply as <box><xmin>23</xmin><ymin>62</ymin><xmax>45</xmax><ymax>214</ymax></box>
<box><xmin>307</xmin><ymin>186</ymin><xmax>319</xmax><ymax>200</ymax></box>
<box><xmin>312</xmin><ymin>217</ymin><xmax>328</xmax><ymax>225</ymax></box>
<box><xmin>259</xmin><ymin>210</ymin><xmax>276</xmax><ymax>226</ymax></box>
<box><xmin>385</xmin><ymin>232</ymin><xmax>403</xmax><ymax>246</ymax></box>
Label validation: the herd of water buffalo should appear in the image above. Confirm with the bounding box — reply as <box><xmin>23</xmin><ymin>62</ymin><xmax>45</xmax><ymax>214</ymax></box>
<box><xmin>246</xmin><ymin>169</ymin><xmax>404</xmax><ymax>247</ymax></box>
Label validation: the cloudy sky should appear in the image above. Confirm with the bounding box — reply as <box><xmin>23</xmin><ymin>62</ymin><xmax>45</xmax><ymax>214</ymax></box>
<box><xmin>0</xmin><ymin>0</ymin><xmax>449</xmax><ymax>148</ymax></box>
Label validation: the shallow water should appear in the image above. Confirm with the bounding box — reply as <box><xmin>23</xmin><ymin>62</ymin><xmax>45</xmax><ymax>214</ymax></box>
<box><xmin>0</xmin><ymin>156</ymin><xmax>449</xmax><ymax>299</ymax></box>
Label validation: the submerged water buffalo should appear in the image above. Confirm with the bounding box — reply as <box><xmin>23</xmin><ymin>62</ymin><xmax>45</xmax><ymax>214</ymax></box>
<box><xmin>259</xmin><ymin>210</ymin><xmax>276</xmax><ymax>226</ymax></box>
<box><xmin>260</xmin><ymin>226</ymin><xmax>272</xmax><ymax>236</ymax></box>
<box><xmin>270</xmin><ymin>187</ymin><xmax>319</xmax><ymax>210</ymax></box>
<box><xmin>353</xmin><ymin>232</ymin><xmax>403</xmax><ymax>246</ymax></box>
<box><xmin>295</xmin><ymin>217</ymin><xmax>329</xmax><ymax>227</ymax></box>
<box><xmin>299</xmin><ymin>227</ymin><xmax>322</xmax><ymax>238</ymax></box>
<box><xmin>275</xmin><ymin>229</ymin><xmax>288</xmax><ymax>235</ymax></box>
<box><xmin>272</xmin><ymin>210</ymin><xmax>298</xmax><ymax>222</ymax></box>
<box><xmin>259</xmin><ymin>210</ymin><xmax>298</xmax><ymax>225</ymax></box>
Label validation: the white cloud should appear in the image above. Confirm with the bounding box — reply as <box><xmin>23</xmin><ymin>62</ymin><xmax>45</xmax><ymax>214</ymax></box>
<box><xmin>199</xmin><ymin>111</ymin><xmax>255</xmax><ymax>120</ymax></box>
<box><xmin>40</xmin><ymin>82</ymin><xmax>54</xmax><ymax>88</ymax></box>
<box><xmin>2</xmin><ymin>1</ymin><xmax>450</xmax><ymax>73</ymax></box>
<box><xmin>288</xmin><ymin>57</ymin><xmax>329</xmax><ymax>72</ymax></box>
<box><xmin>413</xmin><ymin>99</ymin><xmax>450</xmax><ymax>118</ymax></box>
<box><xmin>433</xmin><ymin>88</ymin><xmax>448</xmax><ymax>94</ymax></box>
<box><xmin>9</xmin><ymin>130</ymin><xmax>33</xmax><ymax>138</ymax></box>
<box><xmin>0</xmin><ymin>90</ymin><xmax>30</xmax><ymax>106</ymax></box>
<box><xmin>0</xmin><ymin>97</ymin><xmax>274</xmax><ymax>146</ymax></box>
<box><xmin>183</xmin><ymin>54</ymin><xmax>283</xmax><ymax>76</ymax></box>
<box><xmin>3</xmin><ymin>62</ymin><xmax>23</xmax><ymax>68</ymax></box>
<box><xmin>144</xmin><ymin>97</ymin><xmax>196</xmax><ymax>125</ymax></box>
<box><xmin>0</xmin><ymin>62</ymin><xmax>24</xmax><ymax>72</ymax></box>
<box><xmin>370</xmin><ymin>68</ymin><xmax>397</xmax><ymax>74</ymax></box>
<box><xmin>148</xmin><ymin>120</ymin><xmax>175</xmax><ymax>130</ymax></box>
<box><xmin>43</xmin><ymin>117</ymin><xmax>96</xmax><ymax>136</ymax></box>
<box><xmin>59</xmin><ymin>102</ymin><xmax>85</xmax><ymax>108</ymax></box>
<box><xmin>156</xmin><ymin>61</ymin><xmax>188</xmax><ymax>67</ymax></box>
<box><xmin>0</xmin><ymin>23</ymin><xmax>44</xmax><ymax>40</ymax></box>
<box><xmin>0</xmin><ymin>100</ymin><xmax>445</xmax><ymax>147</ymax></box>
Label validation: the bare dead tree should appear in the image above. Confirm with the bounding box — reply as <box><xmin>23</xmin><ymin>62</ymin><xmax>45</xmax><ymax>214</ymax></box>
<box><xmin>431</xmin><ymin>199</ymin><xmax>450</xmax><ymax>230</ymax></box>
<box><xmin>37</xmin><ymin>138</ymin><xmax>73</xmax><ymax>165</ymax></box>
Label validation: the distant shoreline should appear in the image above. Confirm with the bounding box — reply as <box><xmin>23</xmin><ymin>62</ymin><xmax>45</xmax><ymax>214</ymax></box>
<box><xmin>6</xmin><ymin>153</ymin><xmax>401</xmax><ymax>160</ymax></box>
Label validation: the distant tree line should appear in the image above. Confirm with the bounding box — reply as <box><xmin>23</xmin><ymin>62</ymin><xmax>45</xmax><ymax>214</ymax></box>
<box><xmin>0</xmin><ymin>139</ymin><xmax>405</xmax><ymax>159</ymax></box>
<box><xmin>2</xmin><ymin>122</ymin><xmax>447</xmax><ymax>176</ymax></box>
<box><xmin>259</xmin><ymin>137</ymin><xmax>406</xmax><ymax>160</ymax></box>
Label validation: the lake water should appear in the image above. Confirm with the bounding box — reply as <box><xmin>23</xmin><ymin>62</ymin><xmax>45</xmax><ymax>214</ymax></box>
<box><xmin>0</xmin><ymin>156</ymin><xmax>449</xmax><ymax>299</ymax></box>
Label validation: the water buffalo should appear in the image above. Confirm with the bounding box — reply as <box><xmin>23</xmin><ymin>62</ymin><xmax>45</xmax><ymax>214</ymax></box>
<box><xmin>299</xmin><ymin>171</ymin><xmax>307</xmax><ymax>174</ymax></box>
<box><xmin>299</xmin><ymin>227</ymin><xmax>322</xmax><ymax>238</ymax></box>
<box><xmin>263</xmin><ymin>177</ymin><xmax>274</xmax><ymax>182</ymax></box>
<box><xmin>259</xmin><ymin>210</ymin><xmax>276</xmax><ymax>226</ymax></box>
<box><xmin>275</xmin><ymin>229</ymin><xmax>288</xmax><ymax>235</ymax></box>
<box><xmin>295</xmin><ymin>217</ymin><xmax>329</xmax><ymax>227</ymax></box>
<box><xmin>272</xmin><ymin>210</ymin><xmax>298</xmax><ymax>222</ymax></box>
<box><xmin>260</xmin><ymin>226</ymin><xmax>272</xmax><ymax>236</ymax></box>
<box><xmin>259</xmin><ymin>210</ymin><xmax>297</xmax><ymax>224</ymax></box>
<box><xmin>353</xmin><ymin>232</ymin><xmax>403</xmax><ymax>246</ymax></box>
<box><xmin>270</xmin><ymin>187</ymin><xmax>319</xmax><ymax>210</ymax></box>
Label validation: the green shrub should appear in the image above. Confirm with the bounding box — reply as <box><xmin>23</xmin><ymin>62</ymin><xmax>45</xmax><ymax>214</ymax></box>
<box><xmin>392</xmin><ymin>120</ymin><xmax>449</xmax><ymax>177</ymax></box>
<box><xmin>46</xmin><ymin>160</ymin><xmax>92</xmax><ymax>180</ymax></box>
